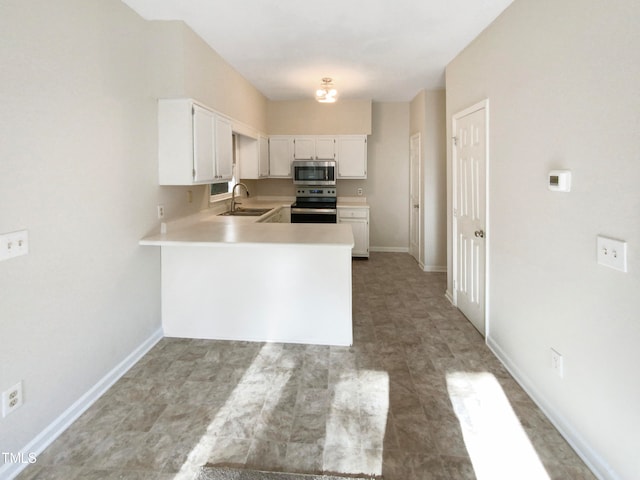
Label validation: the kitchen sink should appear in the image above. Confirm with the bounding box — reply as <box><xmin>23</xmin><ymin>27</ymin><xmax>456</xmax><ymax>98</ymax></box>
<box><xmin>218</xmin><ymin>208</ymin><xmax>272</xmax><ymax>217</ymax></box>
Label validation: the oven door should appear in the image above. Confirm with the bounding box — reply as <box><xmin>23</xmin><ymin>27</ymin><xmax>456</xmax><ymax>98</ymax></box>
<box><xmin>291</xmin><ymin>208</ymin><xmax>337</xmax><ymax>223</ymax></box>
<box><xmin>292</xmin><ymin>161</ymin><xmax>336</xmax><ymax>186</ymax></box>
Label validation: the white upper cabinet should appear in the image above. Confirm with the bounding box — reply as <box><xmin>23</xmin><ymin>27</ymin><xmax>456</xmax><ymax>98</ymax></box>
<box><xmin>293</xmin><ymin>137</ymin><xmax>315</xmax><ymax>160</ymax></box>
<box><xmin>158</xmin><ymin>100</ymin><xmax>367</xmax><ymax>184</ymax></box>
<box><xmin>269</xmin><ymin>136</ymin><xmax>294</xmax><ymax>177</ymax></box>
<box><xmin>293</xmin><ymin>136</ymin><xmax>336</xmax><ymax>160</ymax></box>
<box><xmin>238</xmin><ymin>134</ymin><xmax>269</xmax><ymax>180</ymax></box>
<box><xmin>238</xmin><ymin>135</ymin><xmax>258</xmax><ymax>179</ymax></box>
<box><xmin>158</xmin><ymin>99</ymin><xmax>232</xmax><ymax>185</ymax></box>
<box><xmin>192</xmin><ymin>105</ymin><xmax>215</xmax><ymax>183</ymax></box>
<box><xmin>337</xmin><ymin>135</ymin><xmax>367</xmax><ymax>179</ymax></box>
<box><xmin>214</xmin><ymin>115</ymin><xmax>233</xmax><ymax>182</ymax></box>
<box><xmin>258</xmin><ymin>135</ymin><xmax>269</xmax><ymax>178</ymax></box>
<box><xmin>315</xmin><ymin>137</ymin><xmax>336</xmax><ymax>160</ymax></box>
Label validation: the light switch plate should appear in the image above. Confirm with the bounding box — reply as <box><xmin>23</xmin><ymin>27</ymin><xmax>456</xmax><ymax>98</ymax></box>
<box><xmin>0</xmin><ymin>230</ymin><xmax>29</xmax><ymax>261</ymax></box>
<box><xmin>597</xmin><ymin>235</ymin><xmax>627</xmax><ymax>272</ymax></box>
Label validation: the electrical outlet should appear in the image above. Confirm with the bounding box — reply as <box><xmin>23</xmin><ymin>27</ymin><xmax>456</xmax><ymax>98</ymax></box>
<box><xmin>550</xmin><ymin>348</ymin><xmax>563</xmax><ymax>378</ymax></box>
<box><xmin>597</xmin><ymin>235</ymin><xmax>627</xmax><ymax>272</ymax></box>
<box><xmin>2</xmin><ymin>381</ymin><xmax>24</xmax><ymax>417</ymax></box>
<box><xmin>357</xmin><ymin>188</ymin><xmax>363</xmax><ymax>196</ymax></box>
<box><xmin>0</xmin><ymin>230</ymin><xmax>29</xmax><ymax>262</ymax></box>
<box><xmin>157</xmin><ymin>205</ymin><xmax>165</xmax><ymax>219</ymax></box>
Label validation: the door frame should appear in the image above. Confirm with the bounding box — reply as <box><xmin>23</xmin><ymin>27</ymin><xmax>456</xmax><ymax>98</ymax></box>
<box><xmin>451</xmin><ymin>99</ymin><xmax>490</xmax><ymax>337</ymax></box>
<box><xmin>409</xmin><ymin>132</ymin><xmax>422</xmax><ymax>266</ymax></box>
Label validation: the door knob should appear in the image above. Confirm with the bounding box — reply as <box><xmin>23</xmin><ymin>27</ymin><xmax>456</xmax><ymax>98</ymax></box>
<box><xmin>474</xmin><ymin>230</ymin><xmax>485</xmax><ymax>238</ymax></box>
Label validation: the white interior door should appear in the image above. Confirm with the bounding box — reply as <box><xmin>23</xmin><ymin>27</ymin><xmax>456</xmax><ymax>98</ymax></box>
<box><xmin>409</xmin><ymin>133</ymin><xmax>421</xmax><ymax>264</ymax></box>
<box><xmin>453</xmin><ymin>103</ymin><xmax>487</xmax><ymax>336</ymax></box>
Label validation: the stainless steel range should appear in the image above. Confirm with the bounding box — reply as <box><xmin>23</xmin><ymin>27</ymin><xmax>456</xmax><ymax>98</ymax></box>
<box><xmin>291</xmin><ymin>186</ymin><xmax>337</xmax><ymax>223</ymax></box>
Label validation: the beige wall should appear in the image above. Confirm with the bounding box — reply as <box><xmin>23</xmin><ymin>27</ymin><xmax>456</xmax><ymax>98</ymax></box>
<box><xmin>267</xmin><ymin>99</ymin><xmax>372</xmax><ymax>135</ymax></box>
<box><xmin>182</xmin><ymin>26</ymin><xmax>268</xmax><ymax>133</ymax></box>
<box><xmin>446</xmin><ymin>0</ymin><xmax>640</xmax><ymax>478</ymax></box>
<box><xmin>149</xmin><ymin>20</ymin><xmax>268</xmax><ymax>133</ymax></box>
<box><xmin>366</xmin><ymin>103</ymin><xmax>410</xmax><ymax>250</ymax></box>
<box><xmin>410</xmin><ymin>89</ymin><xmax>446</xmax><ymax>271</ymax></box>
<box><xmin>0</xmin><ymin>0</ymin><xmax>267</xmax><ymax>467</ymax></box>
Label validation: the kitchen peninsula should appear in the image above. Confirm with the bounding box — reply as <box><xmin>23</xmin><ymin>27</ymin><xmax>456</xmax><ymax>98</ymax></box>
<box><xmin>140</xmin><ymin>208</ymin><xmax>354</xmax><ymax>346</ymax></box>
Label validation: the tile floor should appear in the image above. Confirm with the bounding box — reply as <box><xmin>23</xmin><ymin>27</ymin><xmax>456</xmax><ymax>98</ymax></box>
<box><xmin>16</xmin><ymin>253</ymin><xmax>595</xmax><ymax>480</ymax></box>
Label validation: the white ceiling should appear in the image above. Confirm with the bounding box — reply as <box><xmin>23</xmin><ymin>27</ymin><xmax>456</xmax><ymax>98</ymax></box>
<box><xmin>122</xmin><ymin>0</ymin><xmax>514</xmax><ymax>102</ymax></box>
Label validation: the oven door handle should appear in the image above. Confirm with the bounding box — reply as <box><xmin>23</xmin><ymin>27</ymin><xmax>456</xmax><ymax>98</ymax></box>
<box><xmin>291</xmin><ymin>208</ymin><xmax>337</xmax><ymax>215</ymax></box>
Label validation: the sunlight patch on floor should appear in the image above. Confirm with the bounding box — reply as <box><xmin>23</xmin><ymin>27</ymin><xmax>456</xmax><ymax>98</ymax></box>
<box><xmin>171</xmin><ymin>344</ymin><xmax>389</xmax><ymax>479</ymax></box>
<box><xmin>325</xmin><ymin>369</ymin><xmax>389</xmax><ymax>475</ymax></box>
<box><xmin>446</xmin><ymin>371</ymin><xmax>550</xmax><ymax>480</ymax></box>
<box><xmin>172</xmin><ymin>344</ymin><xmax>292</xmax><ymax>480</ymax></box>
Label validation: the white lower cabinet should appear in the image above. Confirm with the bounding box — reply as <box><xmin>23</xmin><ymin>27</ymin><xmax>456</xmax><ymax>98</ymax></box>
<box><xmin>261</xmin><ymin>212</ymin><xmax>280</xmax><ymax>223</ymax></box>
<box><xmin>260</xmin><ymin>208</ymin><xmax>281</xmax><ymax>223</ymax></box>
<box><xmin>338</xmin><ymin>206</ymin><xmax>369</xmax><ymax>257</ymax></box>
<box><xmin>279</xmin><ymin>206</ymin><xmax>291</xmax><ymax>223</ymax></box>
<box><xmin>258</xmin><ymin>206</ymin><xmax>291</xmax><ymax>224</ymax></box>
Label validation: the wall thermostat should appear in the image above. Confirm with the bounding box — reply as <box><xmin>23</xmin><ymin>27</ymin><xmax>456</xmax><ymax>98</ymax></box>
<box><xmin>548</xmin><ymin>170</ymin><xmax>571</xmax><ymax>192</ymax></box>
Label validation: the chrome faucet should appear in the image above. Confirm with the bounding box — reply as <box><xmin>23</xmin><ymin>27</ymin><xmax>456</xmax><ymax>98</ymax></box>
<box><xmin>230</xmin><ymin>183</ymin><xmax>250</xmax><ymax>212</ymax></box>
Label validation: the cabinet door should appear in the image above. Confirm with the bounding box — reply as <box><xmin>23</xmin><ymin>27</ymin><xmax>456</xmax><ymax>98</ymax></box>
<box><xmin>192</xmin><ymin>105</ymin><xmax>216</xmax><ymax>183</ymax></box>
<box><xmin>293</xmin><ymin>137</ymin><xmax>315</xmax><ymax>160</ymax></box>
<box><xmin>269</xmin><ymin>137</ymin><xmax>293</xmax><ymax>177</ymax></box>
<box><xmin>341</xmin><ymin>218</ymin><xmax>369</xmax><ymax>256</ymax></box>
<box><xmin>259</xmin><ymin>135</ymin><xmax>269</xmax><ymax>177</ymax></box>
<box><xmin>279</xmin><ymin>206</ymin><xmax>291</xmax><ymax>223</ymax></box>
<box><xmin>315</xmin><ymin>137</ymin><xmax>335</xmax><ymax>160</ymax></box>
<box><xmin>214</xmin><ymin>115</ymin><xmax>233</xmax><ymax>182</ymax></box>
<box><xmin>350</xmin><ymin>219</ymin><xmax>369</xmax><ymax>256</ymax></box>
<box><xmin>238</xmin><ymin>135</ymin><xmax>258</xmax><ymax>179</ymax></box>
<box><xmin>338</xmin><ymin>207</ymin><xmax>369</xmax><ymax>257</ymax></box>
<box><xmin>337</xmin><ymin>136</ymin><xmax>367</xmax><ymax>178</ymax></box>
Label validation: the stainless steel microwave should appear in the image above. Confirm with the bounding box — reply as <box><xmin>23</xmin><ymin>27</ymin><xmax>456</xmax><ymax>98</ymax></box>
<box><xmin>292</xmin><ymin>160</ymin><xmax>336</xmax><ymax>186</ymax></box>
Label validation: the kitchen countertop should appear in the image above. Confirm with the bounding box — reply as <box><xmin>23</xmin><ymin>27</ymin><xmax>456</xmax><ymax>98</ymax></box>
<box><xmin>337</xmin><ymin>196</ymin><xmax>369</xmax><ymax>208</ymax></box>
<box><xmin>139</xmin><ymin>200</ymin><xmax>354</xmax><ymax>247</ymax></box>
<box><xmin>337</xmin><ymin>202</ymin><xmax>370</xmax><ymax>208</ymax></box>
<box><xmin>140</xmin><ymin>222</ymin><xmax>354</xmax><ymax>247</ymax></box>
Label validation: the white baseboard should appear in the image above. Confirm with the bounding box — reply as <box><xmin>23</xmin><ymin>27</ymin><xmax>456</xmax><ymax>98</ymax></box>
<box><xmin>423</xmin><ymin>265</ymin><xmax>446</xmax><ymax>273</ymax></box>
<box><xmin>1</xmin><ymin>328</ymin><xmax>163</xmax><ymax>480</ymax></box>
<box><xmin>366</xmin><ymin>249</ymin><xmax>446</xmax><ymax>274</ymax></box>
<box><xmin>445</xmin><ymin>289</ymin><xmax>454</xmax><ymax>304</ymax></box>
<box><xmin>369</xmin><ymin>246</ymin><xmax>409</xmax><ymax>253</ymax></box>
<box><xmin>486</xmin><ymin>336</ymin><xmax>618</xmax><ymax>480</ymax></box>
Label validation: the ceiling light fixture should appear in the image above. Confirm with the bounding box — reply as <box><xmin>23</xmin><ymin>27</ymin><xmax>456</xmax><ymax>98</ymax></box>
<box><xmin>315</xmin><ymin>77</ymin><xmax>337</xmax><ymax>103</ymax></box>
